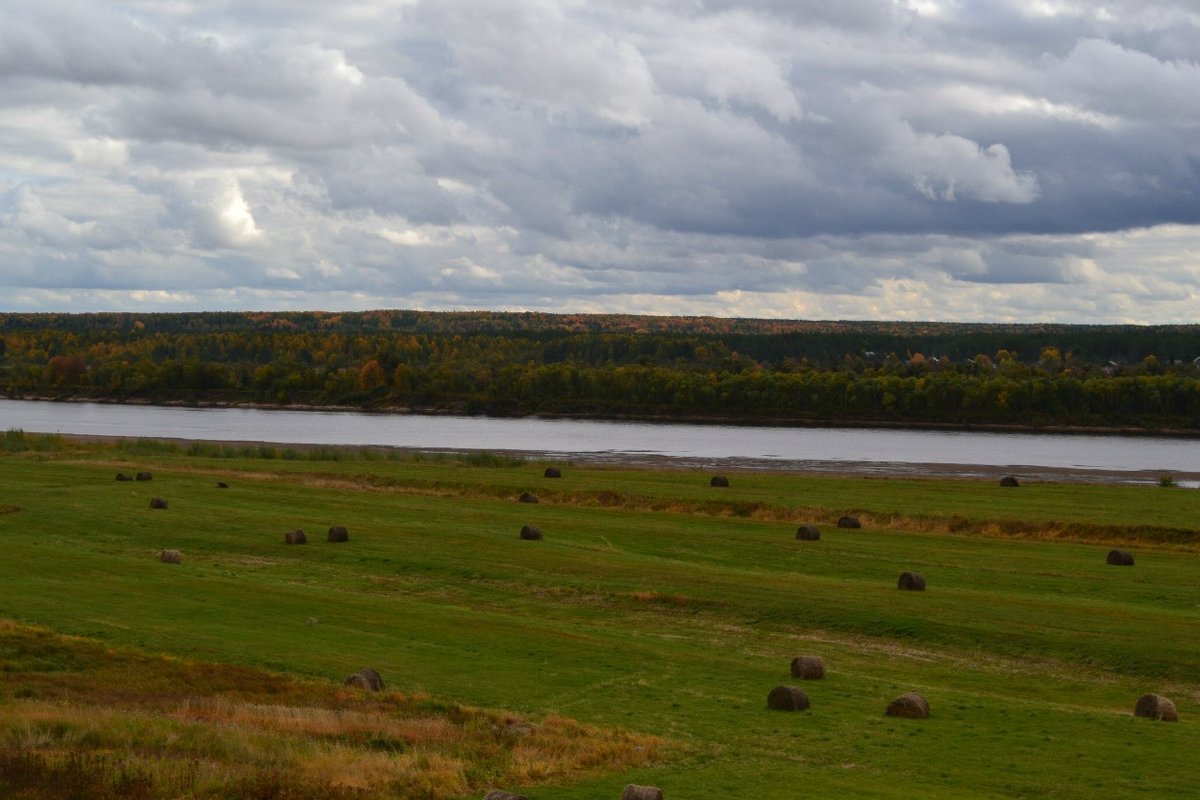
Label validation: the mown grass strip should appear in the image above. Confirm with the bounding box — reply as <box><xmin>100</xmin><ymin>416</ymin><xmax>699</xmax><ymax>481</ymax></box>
<box><xmin>90</xmin><ymin>460</ymin><xmax>1200</xmax><ymax>548</ymax></box>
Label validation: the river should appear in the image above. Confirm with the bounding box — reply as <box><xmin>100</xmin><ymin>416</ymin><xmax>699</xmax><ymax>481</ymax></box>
<box><xmin>1</xmin><ymin>398</ymin><xmax>1197</xmax><ymax>484</ymax></box>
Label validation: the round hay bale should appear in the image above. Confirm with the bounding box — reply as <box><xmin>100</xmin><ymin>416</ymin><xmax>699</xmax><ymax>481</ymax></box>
<box><xmin>158</xmin><ymin>549</ymin><xmax>181</xmax><ymax>564</ymax></box>
<box><xmin>149</xmin><ymin>497</ymin><xmax>168</xmax><ymax>509</ymax></box>
<box><xmin>767</xmin><ymin>685</ymin><xmax>810</xmax><ymax>711</ymax></box>
<box><xmin>836</xmin><ymin>515</ymin><xmax>861</xmax><ymax>529</ymax></box>
<box><xmin>1134</xmin><ymin>693</ymin><xmax>1178</xmax><ymax>722</ymax></box>
<box><xmin>343</xmin><ymin>667</ymin><xmax>384</xmax><ymax>692</ymax></box>
<box><xmin>520</xmin><ymin>525</ymin><xmax>543</xmax><ymax>541</ymax></box>
<box><xmin>543</xmin><ymin>467</ymin><xmax>562</xmax><ymax>478</ymax></box>
<box><xmin>1000</xmin><ymin>476</ymin><xmax>1020</xmax><ymax>487</ymax></box>
<box><xmin>518</xmin><ymin>492</ymin><xmax>538</xmax><ymax>504</ymax></box>
<box><xmin>1106</xmin><ymin>549</ymin><xmax>1134</xmax><ymax>566</ymax></box>
<box><xmin>886</xmin><ymin>692</ymin><xmax>930</xmax><ymax>719</ymax></box>
<box><xmin>327</xmin><ymin>526</ymin><xmax>349</xmax><ymax>543</ymax></box>
<box><xmin>484</xmin><ymin>792</ymin><xmax>530</xmax><ymax>800</ymax></box>
<box><xmin>284</xmin><ymin>529</ymin><xmax>307</xmax><ymax>545</ymax></box>
<box><xmin>790</xmin><ymin>655</ymin><xmax>826</xmax><ymax>680</ymax></box>
<box><xmin>710</xmin><ymin>475</ymin><xmax>729</xmax><ymax>488</ymax></box>
<box><xmin>1154</xmin><ymin>698</ymin><xmax>1179</xmax><ymax>722</ymax></box>
<box><xmin>216</xmin><ymin>481</ymin><xmax>229</xmax><ymax>488</ymax></box>
<box><xmin>620</xmin><ymin>785</ymin><xmax>664</xmax><ymax>800</ymax></box>
<box><xmin>115</xmin><ymin>473</ymin><xmax>132</xmax><ymax>482</ymax></box>
<box><xmin>898</xmin><ymin>572</ymin><xmax>926</xmax><ymax>591</ymax></box>
<box><xmin>795</xmin><ymin>524</ymin><xmax>821</xmax><ymax>541</ymax></box>
<box><xmin>135</xmin><ymin>471</ymin><xmax>152</xmax><ymax>481</ymax></box>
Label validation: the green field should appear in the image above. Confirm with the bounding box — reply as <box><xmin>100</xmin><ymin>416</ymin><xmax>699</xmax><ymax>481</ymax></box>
<box><xmin>2</xmin><ymin>436</ymin><xmax>1199</xmax><ymax>799</ymax></box>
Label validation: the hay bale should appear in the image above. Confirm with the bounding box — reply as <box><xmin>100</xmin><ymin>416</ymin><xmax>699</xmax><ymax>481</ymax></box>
<box><xmin>886</xmin><ymin>692</ymin><xmax>930</xmax><ymax>719</ymax></box>
<box><xmin>1000</xmin><ymin>476</ymin><xmax>1020</xmax><ymax>487</ymax></box>
<box><xmin>795</xmin><ymin>524</ymin><xmax>821</xmax><ymax>541</ymax></box>
<box><xmin>284</xmin><ymin>529</ymin><xmax>307</xmax><ymax>545</ymax></box>
<box><xmin>543</xmin><ymin>467</ymin><xmax>562</xmax><ymax>478</ymax></box>
<box><xmin>1106</xmin><ymin>549</ymin><xmax>1134</xmax><ymax>566</ymax></box>
<box><xmin>115</xmin><ymin>473</ymin><xmax>132</xmax><ymax>482</ymax></box>
<box><xmin>767</xmin><ymin>685</ymin><xmax>810</xmax><ymax>711</ymax></box>
<box><xmin>710</xmin><ymin>475</ymin><xmax>729</xmax><ymax>488</ymax></box>
<box><xmin>158</xmin><ymin>549</ymin><xmax>181</xmax><ymax>564</ymax></box>
<box><xmin>790</xmin><ymin>656</ymin><xmax>826</xmax><ymax>680</ymax></box>
<box><xmin>1134</xmin><ymin>694</ymin><xmax>1178</xmax><ymax>722</ymax></box>
<box><xmin>518</xmin><ymin>492</ymin><xmax>538</xmax><ymax>504</ymax></box>
<box><xmin>327</xmin><ymin>526</ymin><xmax>349</xmax><ymax>543</ymax></box>
<box><xmin>149</xmin><ymin>497</ymin><xmax>168</xmax><ymax>509</ymax></box>
<box><xmin>620</xmin><ymin>785</ymin><xmax>664</xmax><ymax>800</ymax></box>
<box><xmin>898</xmin><ymin>572</ymin><xmax>926</xmax><ymax>591</ymax></box>
<box><xmin>216</xmin><ymin>481</ymin><xmax>229</xmax><ymax>488</ymax></box>
<box><xmin>1154</xmin><ymin>698</ymin><xmax>1179</xmax><ymax>722</ymax></box>
<box><xmin>484</xmin><ymin>792</ymin><xmax>530</xmax><ymax>800</ymax></box>
<box><xmin>135</xmin><ymin>471</ymin><xmax>152</xmax><ymax>481</ymax></box>
<box><xmin>836</xmin><ymin>515</ymin><xmax>861</xmax><ymax>529</ymax></box>
<box><xmin>344</xmin><ymin>667</ymin><xmax>384</xmax><ymax>692</ymax></box>
<box><xmin>520</xmin><ymin>525</ymin><xmax>543</xmax><ymax>540</ymax></box>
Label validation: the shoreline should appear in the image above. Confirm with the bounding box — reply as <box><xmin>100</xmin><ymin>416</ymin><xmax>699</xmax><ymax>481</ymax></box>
<box><xmin>10</xmin><ymin>393</ymin><xmax>1200</xmax><ymax>440</ymax></box>
<box><xmin>46</xmin><ymin>432</ymin><xmax>1200</xmax><ymax>487</ymax></box>
<box><xmin>7</xmin><ymin>396</ymin><xmax>1199</xmax><ymax>486</ymax></box>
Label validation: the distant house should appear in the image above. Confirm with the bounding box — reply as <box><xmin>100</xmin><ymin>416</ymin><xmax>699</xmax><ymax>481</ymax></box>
<box><xmin>1193</xmin><ymin>356</ymin><xmax>1200</xmax><ymax>367</ymax></box>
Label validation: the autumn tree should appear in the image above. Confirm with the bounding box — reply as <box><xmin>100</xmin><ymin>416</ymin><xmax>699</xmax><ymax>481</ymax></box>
<box><xmin>359</xmin><ymin>359</ymin><xmax>386</xmax><ymax>391</ymax></box>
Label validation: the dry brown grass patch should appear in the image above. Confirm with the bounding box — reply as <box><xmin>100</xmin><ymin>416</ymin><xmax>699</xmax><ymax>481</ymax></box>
<box><xmin>629</xmin><ymin>591</ymin><xmax>697</xmax><ymax>608</ymax></box>
<box><xmin>0</xmin><ymin>622</ymin><xmax>661</xmax><ymax>800</ymax></box>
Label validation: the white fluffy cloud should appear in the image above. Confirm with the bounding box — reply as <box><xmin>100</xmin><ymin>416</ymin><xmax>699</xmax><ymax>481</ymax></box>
<box><xmin>0</xmin><ymin>0</ymin><xmax>1198</xmax><ymax>322</ymax></box>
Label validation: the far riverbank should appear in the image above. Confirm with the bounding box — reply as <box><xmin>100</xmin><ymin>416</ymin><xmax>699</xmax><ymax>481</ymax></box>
<box><xmin>11</xmin><ymin>393</ymin><xmax>1200</xmax><ymax>440</ymax></box>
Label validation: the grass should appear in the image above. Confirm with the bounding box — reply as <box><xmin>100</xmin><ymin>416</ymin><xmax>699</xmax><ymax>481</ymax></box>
<box><xmin>2</xmin><ymin>429</ymin><xmax>69</xmax><ymax>453</ymax></box>
<box><xmin>1</xmin><ymin>433</ymin><xmax>1199</xmax><ymax>798</ymax></box>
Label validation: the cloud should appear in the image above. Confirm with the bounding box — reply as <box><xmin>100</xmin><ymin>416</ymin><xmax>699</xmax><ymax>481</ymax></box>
<box><xmin>646</xmin><ymin>10</ymin><xmax>803</xmax><ymax>123</ymax></box>
<box><xmin>1055</xmin><ymin>37</ymin><xmax>1200</xmax><ymax>124</ymax></box>
<box><xmin>3</xmin><ymin>184</ymin><xmax>102</xmax><ymax>248</ymax></box>
<box><xmin>0</xmin><ymin>0</ymin><xmax>1198</xmax><ymax>322</ymax></box>
<box><xmin>410</xmin><ymin>0</ymin><xmax>657</xmax><ymax>128</ymax></box>
<box><xmin>876</xmin><ymin>123</ymin><xmax>1040</xmax><ymax>204</ymax></box>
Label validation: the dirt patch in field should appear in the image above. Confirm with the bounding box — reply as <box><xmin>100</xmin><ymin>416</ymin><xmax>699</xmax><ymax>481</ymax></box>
<box><xmin>208</xmin><ymin>554</ymin><xmax>280</xmax><ymax>568</ymax></box>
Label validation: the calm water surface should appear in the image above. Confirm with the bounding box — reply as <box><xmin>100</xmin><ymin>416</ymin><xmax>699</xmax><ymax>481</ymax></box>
<box><xmin>2</xmin><ymin>398</ymin><xmax>1197</xmax><ymax>480</ymax></box>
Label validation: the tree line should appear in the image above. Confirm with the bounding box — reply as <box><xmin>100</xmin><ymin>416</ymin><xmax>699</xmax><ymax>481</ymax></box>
<box><xmin>3</xmin><ymin>311</ymin><xmax>1199</xmax><ymax>430</ymax></box>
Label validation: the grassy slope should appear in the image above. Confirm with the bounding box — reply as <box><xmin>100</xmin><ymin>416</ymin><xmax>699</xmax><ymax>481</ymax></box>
<box><xmin>0</xmin><ymin>622</ymin><xmax>657</xmax><ymax>800</ymax></box>
<box><xmin>1</xmin><ymin>445</ymin><xmax>1199</xmax><ymax>799</ymax></box>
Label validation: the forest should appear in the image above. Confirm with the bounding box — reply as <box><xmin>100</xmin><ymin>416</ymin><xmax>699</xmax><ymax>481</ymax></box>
<box><xmin>2</xmin><ymin>310</ymin><xmax>1199</xmax><ymax>431</ymax></box>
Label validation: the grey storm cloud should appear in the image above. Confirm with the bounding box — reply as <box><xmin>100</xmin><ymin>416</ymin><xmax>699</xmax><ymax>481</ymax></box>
<box><xmin>0</xmin><ymin>0</ymin><xmax>1198</xmax><ymax>321</ymax></box>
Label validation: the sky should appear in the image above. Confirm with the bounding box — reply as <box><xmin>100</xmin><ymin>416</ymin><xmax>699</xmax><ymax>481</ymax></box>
<box><xmin>1</xmin><ymin>0</ymin><xmax>1198</xmax><ymax>323</ymax></box>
